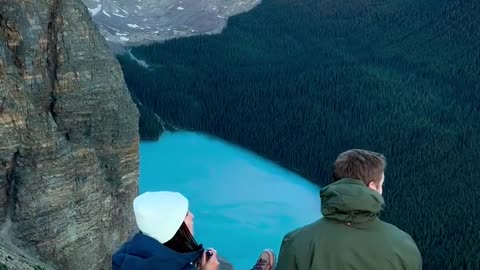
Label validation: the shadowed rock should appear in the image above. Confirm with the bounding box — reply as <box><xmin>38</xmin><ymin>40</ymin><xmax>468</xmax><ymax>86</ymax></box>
<box><xmin>0</xmin><ymin>0</ymin><xmax>139</xmax><ymax>269</ymax></box>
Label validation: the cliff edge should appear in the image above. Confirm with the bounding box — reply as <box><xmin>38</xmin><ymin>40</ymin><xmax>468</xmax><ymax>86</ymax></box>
<box><xmin>0</xmin><ymin>0</ymin><xmax>139</xmax><ymax>269</ymax></box>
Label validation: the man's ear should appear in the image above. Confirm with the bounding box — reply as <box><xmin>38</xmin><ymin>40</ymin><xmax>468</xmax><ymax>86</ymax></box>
<box><xmin>368</xmin><ymin>181</ymin><xmax>378</xmax><ymax>191</ymax></box>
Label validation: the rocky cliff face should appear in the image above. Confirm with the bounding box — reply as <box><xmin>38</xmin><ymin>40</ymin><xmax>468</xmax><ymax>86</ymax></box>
<box><xmin>0</xmin><ymin>0</ymin><xmax>139</xmax><ymax>269</ymax></box>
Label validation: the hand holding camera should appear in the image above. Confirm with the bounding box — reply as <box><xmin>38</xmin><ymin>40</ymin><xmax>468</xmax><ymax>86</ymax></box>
<box><xmin>200</xmin><ymin>248</ymin><xmax>219</xmax><ymax>270</ymax></box>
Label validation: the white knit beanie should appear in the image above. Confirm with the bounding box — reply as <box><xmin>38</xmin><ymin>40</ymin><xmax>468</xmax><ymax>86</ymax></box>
<box><xmin>133</xmin><ymin>191</ymin><xmax>189</xmax><ymax>244</ymax></box>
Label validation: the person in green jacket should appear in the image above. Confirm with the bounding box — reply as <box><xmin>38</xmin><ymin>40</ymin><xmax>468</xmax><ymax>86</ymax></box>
<box><xmin>276</xmin><ymin>149</ymin><xmax>422</xmax><ymax>270</ymax></box>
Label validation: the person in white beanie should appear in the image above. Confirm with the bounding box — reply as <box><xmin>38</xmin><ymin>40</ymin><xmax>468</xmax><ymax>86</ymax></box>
<box><xmin>112</xmin><ymin>191</ymin><xmax>276</xmax><ymax>270</ymax></box>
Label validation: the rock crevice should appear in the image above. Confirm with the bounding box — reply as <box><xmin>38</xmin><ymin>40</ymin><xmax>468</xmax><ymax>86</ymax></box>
<box><xmin>5</xmin><ymin>150</ymin><xmax>19</xmax><ymax>223</ymax></box>
<box><xmin>46</xmin><ymin>0</ymin><xmax>62</xmax><ymax>123</ymax></box>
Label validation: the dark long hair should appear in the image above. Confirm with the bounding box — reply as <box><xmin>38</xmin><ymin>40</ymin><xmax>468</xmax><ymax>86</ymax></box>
<box><xmin>163</xmin><ymin>222</ymin><xmax>203</xmax><ymax>253</ymax></box>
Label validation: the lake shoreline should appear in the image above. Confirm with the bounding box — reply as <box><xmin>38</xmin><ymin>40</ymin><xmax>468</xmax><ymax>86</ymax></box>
<box><xmin>139</xmin><ymin>131</ymin><xmax>321</xmax><ymax>269</ymax></box>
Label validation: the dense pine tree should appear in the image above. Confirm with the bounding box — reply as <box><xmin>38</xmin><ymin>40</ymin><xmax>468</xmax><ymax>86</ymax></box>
<box><xmin>117</xmin><ymin>0</ymin><xmax>480</xmax><ymax>268</ymax></box>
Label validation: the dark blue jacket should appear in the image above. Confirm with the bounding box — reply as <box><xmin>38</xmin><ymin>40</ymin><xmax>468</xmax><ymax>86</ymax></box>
<box><xmin>112</xmin><ymin>233</ymin><xmax>204</xmax><ymax>270</ymax></box>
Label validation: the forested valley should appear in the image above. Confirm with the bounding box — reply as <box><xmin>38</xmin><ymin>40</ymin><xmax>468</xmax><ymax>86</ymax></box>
<box><xmin>117</xmin><ymin>0</ymin><xmax>480</xmax><ymax>268</ymax></box>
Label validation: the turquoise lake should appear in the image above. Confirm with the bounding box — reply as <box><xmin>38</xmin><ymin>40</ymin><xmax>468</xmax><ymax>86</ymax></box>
<box><xmin>139</xmin><ymin>131</ymin><xmax>321</xmax><ymax>269</ymax></box>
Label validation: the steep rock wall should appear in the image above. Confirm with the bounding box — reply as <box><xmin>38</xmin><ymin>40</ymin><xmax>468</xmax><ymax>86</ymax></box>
<box><xmin>0</xmin><ymin>0</ymin><xmax>139</xmax><ymax>269</ymax></box>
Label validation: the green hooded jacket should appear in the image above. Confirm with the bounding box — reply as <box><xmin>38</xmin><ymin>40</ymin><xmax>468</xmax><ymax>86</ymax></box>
<box><xmin>276</xmin><ymin>178</ymin><xmax>422</xmax><ymax>270</ymax></box>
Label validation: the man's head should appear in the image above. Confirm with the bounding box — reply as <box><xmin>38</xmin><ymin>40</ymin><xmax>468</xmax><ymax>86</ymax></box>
<box><xmin>333</xmin><ymin>149</ymin><xmax>386</xmax><ymax>194</ymax></box>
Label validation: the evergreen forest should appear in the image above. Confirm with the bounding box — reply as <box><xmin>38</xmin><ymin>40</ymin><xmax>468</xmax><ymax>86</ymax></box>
<box><xmin>117</xmin><ymin>0</ymin><xmax>480</xmax><ymax>268</ymax></box>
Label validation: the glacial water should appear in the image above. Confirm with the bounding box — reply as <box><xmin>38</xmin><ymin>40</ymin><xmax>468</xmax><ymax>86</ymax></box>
<box><xmin>140</xmin><ymin>131</ymin><xmax>321</xmax><ymax>269</ymax></box>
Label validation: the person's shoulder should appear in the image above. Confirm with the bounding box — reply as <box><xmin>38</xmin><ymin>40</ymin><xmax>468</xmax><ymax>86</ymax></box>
<box><xmin>379</xmin><ymin>221</ymin><xmax>413</xmax><ymax>240</ymax></box>
<box><xmin>118</xmin><ymin>232</ymin><xmax>157</xmax><ymax>254</ymax></box>
<box><xmin>378</xmin><ymin>220</ymin><xmax>423</xmax><ymax>268</ymax></box>
<box><xmin>283</xmin><ymin>219</ymin><xmax>323</xmax><ymax>243</ymax></box>
<box><xmin>379</xmin><ymin>221</ymin><xmax>421</xmax><ymax>254</ymax></box>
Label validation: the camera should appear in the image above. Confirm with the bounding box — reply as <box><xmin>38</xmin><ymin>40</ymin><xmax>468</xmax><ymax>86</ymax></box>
<box><xmin>205</xmin><ymin>249</ymin><xmax>213</xmax><ymax>261</ymax></box>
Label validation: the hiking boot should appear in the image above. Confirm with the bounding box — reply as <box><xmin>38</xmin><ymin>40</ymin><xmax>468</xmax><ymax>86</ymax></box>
<box><xmin>250</xmin><ymin>249</ymin><xmax>276</xmax><ymax>270</ymax></box>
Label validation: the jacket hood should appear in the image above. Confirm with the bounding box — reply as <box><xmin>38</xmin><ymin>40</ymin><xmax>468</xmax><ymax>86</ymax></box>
<box><xmin>320</xmin><ymin>178</ymin><xmax>385</xmax><ymax>224</ymax></box>
<box><xmin>112</xmin><ymin>233</ymin><xmax>203</xmax><ymax>270</ymax></box>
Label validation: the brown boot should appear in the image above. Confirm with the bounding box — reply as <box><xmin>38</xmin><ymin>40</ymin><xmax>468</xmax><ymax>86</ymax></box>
<box><xmin>250</xmin><ymin>249</ymin><xmax>276</xmax><ymax>270</ymax></box>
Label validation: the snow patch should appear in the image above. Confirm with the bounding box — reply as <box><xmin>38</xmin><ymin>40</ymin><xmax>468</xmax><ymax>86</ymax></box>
<box><xmin>177</xmin><ymin>6</ymin><xmax>185</xmax><ymax>10</ymax></box>
<box><xmin>113</xmin><ymin>13</ymin><xmax>126</xmax><ymax>18</ymax></box>
<box><xmin>115</xmin><ymin>33</ymin><xmax>128</xmax><ymax>36</ymax></box>
<box><xmin>102</xmin><ymin>10</ymin><xmax>111</xmax><ymax>17</ymax></box>
<box><xmin>143</xmin><ymin>19</ymin><xmax>148</xmax><ymax>21</ymax></box>
<box><xmin>120</xmin><ymin>8</ymin><xmax>129</xmax><ymax>14</ymax></box>
<box><xmin>88</xmin><ymin>4</ymin><xmax>102</xmax><ymax>16</ymax></box>
<box><xmin>127</xmin><ymin>24</ymin><xmax>140</xmax><ymax>28</ymax></box>
<box><xmin>120</xmin><ymin>37</ymin><xmax>129</xmax><ymax>41</ymax></box>
<box><xmin>136</xmin><ymin>5</ymin><xmax>142</xmax><ymax>9</ymax></box>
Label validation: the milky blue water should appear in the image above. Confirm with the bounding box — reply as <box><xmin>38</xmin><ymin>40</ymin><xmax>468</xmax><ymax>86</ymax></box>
<box><xmin>139</xmin><ymin>131</ymin><xmax>321</xmax><ymax>269</ymax></box>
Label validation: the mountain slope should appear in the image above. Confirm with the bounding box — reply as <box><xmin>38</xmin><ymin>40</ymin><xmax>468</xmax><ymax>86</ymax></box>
<box><xmin>0</xmin><ymin>0</ymin><xmax>139</xmax><ymax>269</ymax></box>
<box><xmin>82</xmin><ymin>0</ymin><xmax>261</xmax><ymax>45</ymax></box>
<box><xmin>119</xmin><ymin>0</ymin><xmax>480</xmax><ymax>268</ymax></box>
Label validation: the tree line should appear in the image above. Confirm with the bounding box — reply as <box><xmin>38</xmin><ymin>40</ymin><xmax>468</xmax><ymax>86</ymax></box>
<box><xmin>117</xmin><ymin>0</ymin><xmax>480</xmax><ymax>268</ymax></box>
